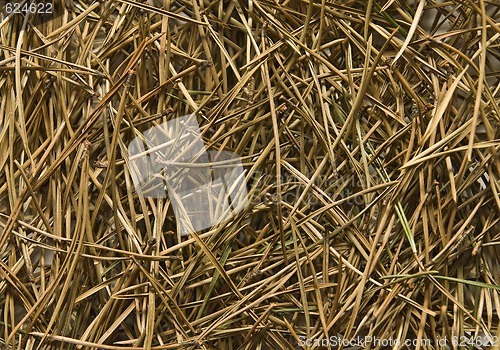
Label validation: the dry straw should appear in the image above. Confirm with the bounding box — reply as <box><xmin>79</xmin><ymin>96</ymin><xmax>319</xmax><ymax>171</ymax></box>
<box><xmin>0</xmin><ymin>0</ymin><xmax>499</xmax><ymax>349</ymax></box>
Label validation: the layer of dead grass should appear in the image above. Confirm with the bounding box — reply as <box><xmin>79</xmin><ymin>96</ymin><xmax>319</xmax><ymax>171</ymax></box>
<box><xmin>0</xmin><ymin>0</ymin><xmax>499</xmax><ymax>349</ymax></box>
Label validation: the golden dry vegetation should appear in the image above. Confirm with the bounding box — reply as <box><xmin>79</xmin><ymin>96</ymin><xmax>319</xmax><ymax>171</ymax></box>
<box><xmin>0</xmin><ymin>0</ymin><xmax>499</xmax><ymax>349</ymax></box>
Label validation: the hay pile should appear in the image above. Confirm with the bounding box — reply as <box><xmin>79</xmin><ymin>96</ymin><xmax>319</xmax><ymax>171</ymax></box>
<box><xmin>1</xmin><ymin>0</ymin><xmax>499</xmax><ymax>348</ymax></box>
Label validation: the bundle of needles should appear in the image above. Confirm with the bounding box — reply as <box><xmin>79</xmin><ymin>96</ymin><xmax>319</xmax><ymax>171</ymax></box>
<box><xmin>0</xmin><ymin>0</ymin><xmax>499</xmax><ymax>349</ymax></box>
